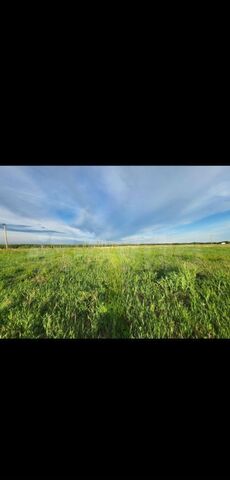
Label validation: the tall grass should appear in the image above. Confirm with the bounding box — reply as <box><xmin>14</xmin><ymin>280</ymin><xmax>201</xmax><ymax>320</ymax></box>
<box><xmin>0</xmin><ymin>245</ymin><xmax>229</xmax><ymax>338</ymax></box>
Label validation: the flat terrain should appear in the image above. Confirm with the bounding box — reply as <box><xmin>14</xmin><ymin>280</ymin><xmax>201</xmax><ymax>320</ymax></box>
<box><xmin>0</xmin><ymin>245</ymin><xmax>229</xmax><ymax>338</ymax></box>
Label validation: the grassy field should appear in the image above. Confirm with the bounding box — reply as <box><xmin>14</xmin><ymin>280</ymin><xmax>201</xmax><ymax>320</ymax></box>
<box><xmin>0</xmin><ymin>245</ymin><xmax>229</xmax><ymax>338</ymax></box>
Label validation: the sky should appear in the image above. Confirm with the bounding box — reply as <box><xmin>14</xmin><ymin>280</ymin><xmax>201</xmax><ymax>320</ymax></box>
<box><xmin>0</xmin><ymin>165</ymin><xmax>230</xmax><ymax>244</ymax></box>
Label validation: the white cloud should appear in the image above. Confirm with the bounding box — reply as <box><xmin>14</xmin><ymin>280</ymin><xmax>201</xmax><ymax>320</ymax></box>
<box><xmin>0</xmin><ymin>165</ymin><xmax>230</xmax><ymax>243</ymax></box>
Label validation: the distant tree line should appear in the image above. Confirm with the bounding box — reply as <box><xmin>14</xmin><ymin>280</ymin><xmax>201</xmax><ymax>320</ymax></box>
<box><xmin>0</xmin><ymin>241</ymin><xmax>230</xmax><ymax>249</ymax></box>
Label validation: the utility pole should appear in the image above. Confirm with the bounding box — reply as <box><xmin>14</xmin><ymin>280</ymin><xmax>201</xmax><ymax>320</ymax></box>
<box><xmin>2</xmin><ymin>224</ymin><xmax>8</xmax><ymax>249</ymax></box>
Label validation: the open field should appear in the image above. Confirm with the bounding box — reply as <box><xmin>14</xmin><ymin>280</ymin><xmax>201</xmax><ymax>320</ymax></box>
<box><xmin>0</xmin><ymin>245</ymin><xmax>229</xmax><ymax>338</ymax></box>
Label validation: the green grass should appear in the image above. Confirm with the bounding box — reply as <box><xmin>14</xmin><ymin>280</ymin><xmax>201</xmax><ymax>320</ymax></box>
<box><xmin>0</xmin><ymin>245</ymin><xmax>229</xmax><ymax>338</ymax></box>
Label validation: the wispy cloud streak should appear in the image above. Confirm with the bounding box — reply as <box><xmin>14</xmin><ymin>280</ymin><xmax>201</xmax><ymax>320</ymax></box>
<box><xmin>0</xmin><ymin>165</ymin><xmax>230</xmax><ymax>243</ymax></box>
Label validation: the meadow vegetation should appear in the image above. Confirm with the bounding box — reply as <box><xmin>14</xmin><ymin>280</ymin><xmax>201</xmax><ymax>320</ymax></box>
<box><xmin>0</xmin><ymin>245</ymin><xmax>229</xmax><ymax>338</ymax></box>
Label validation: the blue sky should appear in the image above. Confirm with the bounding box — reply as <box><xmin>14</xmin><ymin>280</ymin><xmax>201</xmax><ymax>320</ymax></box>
<box><xmin>0</xmin><ymin>165</ymin><xmax>230</xmax><ymax>244</ymax></box>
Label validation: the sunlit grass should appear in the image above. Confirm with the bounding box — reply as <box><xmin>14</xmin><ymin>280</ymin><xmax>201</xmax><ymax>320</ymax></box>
<box><xmin>0</xmin><ymin>245</ymin><xmax>229</xmax><ymax>338</ymax></box>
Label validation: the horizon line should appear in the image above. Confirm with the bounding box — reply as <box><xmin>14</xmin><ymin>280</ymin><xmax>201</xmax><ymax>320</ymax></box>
<box><xmin>0</xmin><ymin>241</ymin><xmax>229</xmax><ymax>247</ymax></box>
